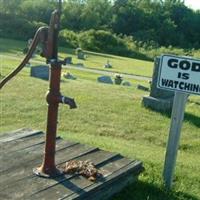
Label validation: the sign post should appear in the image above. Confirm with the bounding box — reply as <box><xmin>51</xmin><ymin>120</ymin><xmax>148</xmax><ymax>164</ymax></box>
<box><xmin>163</xmin><ymin>91</ymin><xmax>188</xmax><ymax>188</ymax></box>
<box><xmin>157</xmin><ymin>55</ymin><xmax>200</xmax><ymax>189</ymax></box>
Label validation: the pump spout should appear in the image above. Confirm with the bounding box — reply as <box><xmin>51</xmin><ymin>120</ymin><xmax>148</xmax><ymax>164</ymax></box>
<box><xmin>60</xmin><ymin>96</ymin><xmax>77</xmax><ymax>109</ymax></box>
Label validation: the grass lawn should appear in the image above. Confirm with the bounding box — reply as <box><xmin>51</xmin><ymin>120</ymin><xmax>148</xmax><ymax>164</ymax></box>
<box><xmin>59</xmin><ymin>48</ymin><xmax>153</xmax><ymax>77</ymax></box>
<box><xmin>0</xmin><ymin>38</ymin><xmax>200</xmax><ymax>200</ymax></box>
<box><xmin>0</xmin><ymin>38</ymin><xmax>154</xmax><ymax>77</ymax></box>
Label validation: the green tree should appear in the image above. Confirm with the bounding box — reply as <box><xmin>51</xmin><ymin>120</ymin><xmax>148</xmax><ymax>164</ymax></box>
<box><xmin>80</xmin><ymin>0</ymin><xmax>112</xmax><ymax>30</ymax></box>
<box><xmin>112</xmin><ymin>0</ymin><xmax>145</xmax><ymax>35</ymax></box>
<box><xmin>20</xmin><ymin>0</ymin><xmax>55</xmax><ymax>24</ymax></box>
<box><xmin>0</xmin><ymin>0</ymin><xmax>23</xmax><ymax>14</ymax></box>
<box><xmin>61</xmin><ymin>0</ymin><xmax>85</xmax><ymax>31</ymax></box>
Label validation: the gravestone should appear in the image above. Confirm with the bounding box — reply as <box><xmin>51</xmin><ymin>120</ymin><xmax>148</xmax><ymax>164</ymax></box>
<box><xmin>64</xmin><ymin>57</ymin><xmax>72</xmax><ymax>64</ymax></box>
<box><xmin>63</xmin><ymin>72</ymin><xmax>77</xmax><ymax>80</ymax></box>
<box><xmin>76</xmin><ymin>48</ymin><xmax>85</xmax><ymax>60</ymax></box>
<box><xmin>114</xmin><ymin>74</ymin><xmax>123</xmax><ymax>85</ymax></box>
<box><xmin>76</xmin><ymin>63</ymin><xmax>84</xmax><ymax>67</ymax></box>
<box><xmin>97</xmin><ymin>76</ymin><xmax>113</xmax><ymax>84</ymax></box>
<box><xmin>122</xmin><ymin>81</ymin><xmax>131</xmax><ymax>86</ymax></box>
<box><xmin>137</xmin><ymin>84</ymin><xmax>149</xmax><ymax>91</ymax></box>
<box><xmin>142</xmin><ymin>57</ymin><xmax>174</xmax><ymax>112</ymax></box>
<box><xmin>30</xmin><ymin>65</ymin><xmax>49</xmax><ymax>80</ymax></box>
<box><xmin>104</xmin><ymin>60</ymin><xmax>112</xmax><ymax>68</ymax></box>
<box><xmin>25</xmin><ymin>63</ymin><xmax>31</xmax><ymax>68</ymax></box>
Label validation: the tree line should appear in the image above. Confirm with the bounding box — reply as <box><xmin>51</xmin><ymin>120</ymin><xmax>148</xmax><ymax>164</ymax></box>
<box><xmin>0</xmin><ymin>0</ymin><xmax>199</xmax><ymax>59</ymax></box>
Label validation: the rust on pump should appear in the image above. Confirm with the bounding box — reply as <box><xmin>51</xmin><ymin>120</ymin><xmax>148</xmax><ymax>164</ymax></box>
<box><xmin>0</xmin><ymin>0</ymin><xmax>77</xmax><ymax>177</ymax></box>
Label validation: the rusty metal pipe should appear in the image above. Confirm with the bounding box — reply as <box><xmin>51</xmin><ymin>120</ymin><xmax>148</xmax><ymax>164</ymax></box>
<box><xmin>0</xmin><ymin>0</ymin><xmax>73</xmax><ymax>177</ymax></box>
<box><xmin>59</xmin><ymin>96</ymin><xmax>77</xmax><ymax>109</ymax></box>
<box><xmin>34</xmin><ymin>62</ymin><xmax>62</xmax><ymax>176</ymax></box>
<box><xmin>33</xmin><ymin>0</ymin><xmax>77</xmax><ymax>177</ymax></box>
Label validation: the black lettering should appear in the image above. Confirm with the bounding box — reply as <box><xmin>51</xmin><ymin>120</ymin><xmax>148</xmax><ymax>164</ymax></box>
<box><xmin>168</xmin><ymin>80</ymin><xmax>174</xmax><ymax>88</ymax></box>
<box><xmin>192</xmin><ymin>62</ymin><xmax>200</xmax><ymax>72</ymax></box>
<box><xmin>179</xmin><ymin>82</ymin><xmax>184</xmax><ymax>89</ymax></box>
<box><xmin>193</xmin><ymin>84</ymin><xmax>200</xmax><ymax>92</ymax></box>
<box><xmin>179</xmin><ymin>60</ymin><xmax>190</xmax><ymax>70</ymax></box>
<box><xmin>184</xmin><ymin>83</ymin><xmax>190</xmax><ymax>90</ymax></box>
<box><xmin>174</xmin><ymin>81</ymin><xmax>179</xmax><ymax>88</ymax></box>
<box><xmin>168</xmin><ymin>59</ymin><xmax>178</xmax><ymax>68</ymax></box>
<box><xmin>178</xmin><ymin>72</ymin><xmax>181</xmax><ymax>78</ymax></box>
<box><xmin>161</xmin><ymin>79</ymin><xmax>169</xmax><ymax>86</ymax></box>
<box><xmin>177</xmin><ymin>72</ymin><xmax>190</xmax><ymax>80</ymax></box>
<box><xmin>182</xmin><ymin>73</ymin><xmax>190</xmax><ymax>80</ymax></box>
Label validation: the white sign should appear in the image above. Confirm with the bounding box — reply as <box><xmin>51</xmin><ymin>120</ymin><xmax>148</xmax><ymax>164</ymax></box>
<box><xmin>158</xmin><ymin>55</ymin><xmax>200</xmax><ymax>95</ymax></box>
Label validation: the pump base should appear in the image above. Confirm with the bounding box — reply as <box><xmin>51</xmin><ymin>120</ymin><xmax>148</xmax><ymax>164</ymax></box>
<box><xmin>33</xmin><ymin>166</ymin><xmax>63</xmax><ymax>178</ymax></box>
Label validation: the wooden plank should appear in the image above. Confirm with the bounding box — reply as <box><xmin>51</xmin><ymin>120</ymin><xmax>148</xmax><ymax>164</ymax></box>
<box><xmin>30</xmin><ymin>156</ymin><xmax>138</xmax><ymax>200</ymax></box>
<box><xmin>0</xmin><ymin>130</ymin><xmax>143</xmax><ymax>200</ymax></box>
<box><xmin>32</xmin><ymin>151</ymin><xmax>119</xmax><ymax>193</ymax></box>
<box><xmin>0</xmin><ymin>143</ymin><xmax>98</xmax><ymax>188</ymax></box>
<box><xmin>0</xmin><ymin>139</ymin><xmax>77</xmax><ymax>173</ymax></box>
<box><xmin>0</xmin><ymin>133</ymin><xmax>45</xmax><ymax>154</ymax></box>
<box><xmin>0</xmin><ymin>140</ymin><xmax>79</xmax><ymax>178</ymax></box>
<box><xmin>0</xmin><ymin>149</ymin><xmax>117</xmax><ymax>200</ymax></box>
<box><xmin>77</xmin><ymin>173</ymin><xmax>138</xmax><ymax>200</ymax></box>
<box><xmin>0</xmin><ymin>128</ymin><xmax>32</xmax><ymax>138</ymax></box>
<box><xmin>72</xmin><ymin>161</ymin><xmax>143</xmax><ymax>200</ymax></box>
<box><xmin>30</xmin><ymin>151</ymin><xmax>119</xmax><ymax>200</ymax></box>
<box><xmin>0</xmin><ymin>129</ymin><xmax>42</xmax><ymax>143</ymax></box>
<box><xmin>66</xmin><ymin>159</ymin><xmax>142</xmax><ymax>200</ymax></box>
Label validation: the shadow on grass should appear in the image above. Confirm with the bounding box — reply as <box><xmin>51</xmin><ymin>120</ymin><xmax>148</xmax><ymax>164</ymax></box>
<box><xmin>59</xmin><ymin>47</ymin><xmax>75</xmax><ymax>55</ymax></box>
<box><xmin>144</xmin><ymin>106</ymin><xmax>200</xmax><ymax>128</ymax></box>
<box><xmin>59</xmin><ymin>45</ymin><xmax>153</xmax><ymax>62</ymax></box>
<box><xmin>184</xmin><ymin>112</ymin><xmax>200</xmax><ymax>128</ymax></box>
<box><xmin>188</xmin><ymin>99</ymin><xmax>200</xmax><ymax>106</ymax></box>
<box><xmin>88</xmin><ymin>50</ymin><xmax>153</xmax><ymax>62</ymax></box>
<box><xmin>164</xmin><ymin>111</ymin><xmax>200</xmax><ymax>129</ymax></box>
<box><xmin>84</xmin><ymin>51</ymin><xmax>125</xmax><ymax>60</ymax></box>
<box><xmin>111</xmin><ymin>180</ymin><xmax>199</xmax><ymax>200</ymax></box>
<box><xmin>0</xmin><ymin>38</ymin><xmax>26</xmax><ymax>54</ymax></box>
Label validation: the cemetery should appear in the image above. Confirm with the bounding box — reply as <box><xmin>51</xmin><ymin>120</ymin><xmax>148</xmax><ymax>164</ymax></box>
<box><xmin>30</xmin><ymin>65</ymin><xmax>49</xmax><ymax>80</ymax></box>
<box><xmin>0</xmin><ymin>1</ymin><xmax>200</xmax><ymax>200</ymax></box>
<box><xmin>142</xmin><ymin>57</ymin><xmax>175</xmax><ymax>113</ymax></box>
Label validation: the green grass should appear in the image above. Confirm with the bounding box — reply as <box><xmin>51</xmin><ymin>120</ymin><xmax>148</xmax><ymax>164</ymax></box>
<box><xmin>59</xmin><ymin>48</ymin><xmax>153</xmax><ymax>77</ymax></box>
<box><xmin>0</xmin><ymin>38</ymin><xmax>154</xmax><ymax>77</ymax></box>
<box><xmin>0</xmin><ymin>38</ymin><xmax>200</xmax><ymax>200</ymax></box>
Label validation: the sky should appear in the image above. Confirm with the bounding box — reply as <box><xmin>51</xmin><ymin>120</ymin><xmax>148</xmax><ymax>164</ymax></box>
<box><xmin>184</xmin><ymin>0</ymin><xmax>200</xmax><ymax>10</ymax></box>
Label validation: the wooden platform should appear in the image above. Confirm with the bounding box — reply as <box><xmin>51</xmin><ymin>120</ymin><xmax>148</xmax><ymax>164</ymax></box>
<box><xmin>0</xmin><ymin>129</ymin><xmax>143</xmax><ymax>200</ymax></box>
